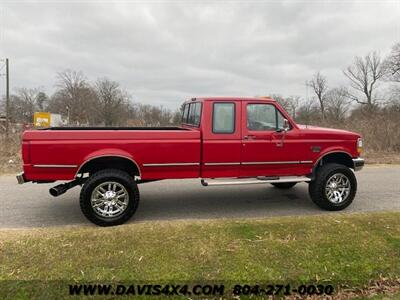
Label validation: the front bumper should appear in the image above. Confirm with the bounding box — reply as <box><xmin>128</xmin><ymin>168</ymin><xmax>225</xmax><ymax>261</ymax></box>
<box><xmin>352</xmin><ymin>158</ymin><xmax>365</xmax><ymax>171</ymax></box>
<box><xmin>16</xmin><ymin>172</ymin><xmax>27</xmax><ymax>184</ymax></box>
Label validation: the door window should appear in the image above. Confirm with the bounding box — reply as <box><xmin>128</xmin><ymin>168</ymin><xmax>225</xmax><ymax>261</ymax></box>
<box><xmin>247</xmin><ymin>104</ymin><xmax>286</xmax><ymax>131</ymax></box>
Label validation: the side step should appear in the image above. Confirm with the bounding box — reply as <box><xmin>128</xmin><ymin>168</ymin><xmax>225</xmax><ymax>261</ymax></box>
<box><xmin>201</xmin><ymin>176</ymin><xmax>311</xmax><ymax>187</ymax></box>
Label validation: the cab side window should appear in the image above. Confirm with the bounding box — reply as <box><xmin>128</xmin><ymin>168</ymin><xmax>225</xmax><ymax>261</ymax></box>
<box><xmin>213</xmin><ymin>103</ymin><xmax>235</xmax><ymax>133</ymax></box>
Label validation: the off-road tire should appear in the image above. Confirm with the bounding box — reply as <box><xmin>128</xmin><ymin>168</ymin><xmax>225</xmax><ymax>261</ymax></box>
<box><xmin>80</xmin><ymin>169</ymin><xmax>139</xmax><ymax>226</ymax></box>
<box><xmin>309</xmin><ymin>163</ymin><xmax>356</xmax><ymax>211</ymax></box>
<box><xmin>271</xmin><ymin>182</ymin><xmax>297</xmax><ymax>189</ymax></box>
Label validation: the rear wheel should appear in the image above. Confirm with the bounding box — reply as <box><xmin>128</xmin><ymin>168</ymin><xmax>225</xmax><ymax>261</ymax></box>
<box><xmin>270</xmin><ymin>182</ymin><xmax>297</xmax><ymax>189</ymax></box>
<box><xmin>309</xmin><ymin>163</ymin><xmax>356</xmax><ymax>211</ymax></box>
<box><xmin>80</xmin><ymin>169</ymin><xmax>139</xmax><ymax>226</ymax></box>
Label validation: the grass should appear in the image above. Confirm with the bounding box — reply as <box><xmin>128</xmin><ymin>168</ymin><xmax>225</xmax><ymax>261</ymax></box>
<box><xmin>0</xmin><ymin>212</ymin><xmax>399</xmax><ymax>299</ymax></box>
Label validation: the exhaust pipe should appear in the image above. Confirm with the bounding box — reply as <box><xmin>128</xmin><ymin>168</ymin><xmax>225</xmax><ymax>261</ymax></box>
<box><xmin>49</xmin><ymin>179</ymin><xmax>83</xmax><ymax>197</ymax></box>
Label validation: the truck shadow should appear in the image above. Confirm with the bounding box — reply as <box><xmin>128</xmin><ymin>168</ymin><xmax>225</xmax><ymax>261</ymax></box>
<box><xmin>7</xmin><ymin>180</ymin><xmax>320</xmax><ymax>228</ymax></box>
<box><xmin>130</xmin><ymin>180</ymin><xmax>319</xmax><ymax>224</ymax></box>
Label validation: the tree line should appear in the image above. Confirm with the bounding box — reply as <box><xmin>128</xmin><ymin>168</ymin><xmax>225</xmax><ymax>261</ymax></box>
<box><xmin>273</xmin><ymin>42</ymin><xmax>400</xmax><ymax>123</ymax></box>
<box><xmin>1</xmin><ymin>42</ymin><xmax>399</xmax><ymax>152</ymax></box>
<box><xmin>272</xmin><ymin>42</ymin><xmax>400</xmax><ymax>153</ymax></box>
<box><xmin>1</xmin><ymin>70</ymin><xmax>181</xmax><ymax>127</ymax></box>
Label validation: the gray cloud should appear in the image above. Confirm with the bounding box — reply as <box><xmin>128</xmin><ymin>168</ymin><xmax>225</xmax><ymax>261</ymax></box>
<box><xmin>0</xmin><ymin>0</ymin><xmax>399</xmax><ymax>108</ymax></box>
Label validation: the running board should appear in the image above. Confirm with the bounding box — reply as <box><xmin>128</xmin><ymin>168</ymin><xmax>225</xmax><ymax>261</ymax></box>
<box><xmin>201</xmin><ymin>176</ymin><xmax>311</xmax><ymax>187</ymax></box>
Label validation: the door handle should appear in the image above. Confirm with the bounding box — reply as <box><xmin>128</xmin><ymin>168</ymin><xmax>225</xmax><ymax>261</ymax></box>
<box><xmin>244</xmin><ymin>135</ymin><xmax>256</xmax><ymax>140</ymax></box>
<box><xmin>274</xmin><ymin>132</ymin><xmax>287</xmax><ymax>147</ymax></box>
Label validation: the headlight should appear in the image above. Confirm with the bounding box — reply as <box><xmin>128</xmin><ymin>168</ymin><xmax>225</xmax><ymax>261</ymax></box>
<box><xmin>357</xmin><ymin>138</ymin><xmax>363</xmax><ymax>154</ymax></box>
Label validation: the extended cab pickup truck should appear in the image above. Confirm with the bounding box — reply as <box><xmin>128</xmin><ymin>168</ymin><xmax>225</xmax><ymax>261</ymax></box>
<box><xmin>17</xmin><ymin>97</ymin><xmax>364</xmax><ymax>226</ymax></box>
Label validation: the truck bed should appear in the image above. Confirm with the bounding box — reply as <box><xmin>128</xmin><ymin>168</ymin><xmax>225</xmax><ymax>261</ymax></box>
<box><xmin>22</xmin><ymin>127</ymin><xmax>201</xmax><ymax>181</ymax></box>
<box><xmin>42</xmin><ymin>126</ymin><xmax>187</xmax><ymax>130</ymax></box>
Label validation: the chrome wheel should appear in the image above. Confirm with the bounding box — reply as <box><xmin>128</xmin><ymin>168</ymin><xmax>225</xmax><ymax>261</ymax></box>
<box><xmin>325</xmin><ymin>173</ymin><xmax>351</xmax><ymax>204</ymax></box>
<box><xmin>91</xmin><ymin>181</ymin><xmax>129</xmax><ymax>218</ymax></box>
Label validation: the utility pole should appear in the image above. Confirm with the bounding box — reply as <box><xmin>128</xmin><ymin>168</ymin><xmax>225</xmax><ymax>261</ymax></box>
<box><xmin>5</xmin><ymin>58</ymin><xmax>10</xmax><ymax>140</ymax></box>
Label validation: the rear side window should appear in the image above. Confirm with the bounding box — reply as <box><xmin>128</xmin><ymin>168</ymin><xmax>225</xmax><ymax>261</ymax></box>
<box><xmin>183</xmin><ymin>102</ymin><xmax>202</xmax><ymax>127</ymax></box>
<box><xmin>212</xmin><ymin>102</ymin><xmax>235</xmax><ymax>133</ymax></box>
<box><xmin>182</xmin><ymin>104</ymin><xmax>190</xmax><ymax>123</ymax></box>
<box><xmin>193</xmin><ymin>102</ymin><xmax>201</xmax><ymax>126</ymax></box>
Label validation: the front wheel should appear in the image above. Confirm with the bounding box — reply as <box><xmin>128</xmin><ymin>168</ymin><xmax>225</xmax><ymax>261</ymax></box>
<box><xmin>80</xmin><ymin>169</ymin><xmax>140</xmax><ymax>226</ymax></box>
<box><xmin>308</xmin><ymin>163</ymin><xmax>357</xmax><ymax>211</ymax></box>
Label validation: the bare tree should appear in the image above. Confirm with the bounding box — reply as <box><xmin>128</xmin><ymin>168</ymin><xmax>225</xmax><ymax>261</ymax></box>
<box><xmin>385</xmin><ymin>42</ymin><xmax>400</xmax><ymax>82</ymax></box>
<box><xmin>170</xmin><ymin>103</ymin><xmax>185</xmax><ymax>125</ymax></box>
<box><xmin>171</xmin><ymin>109</ymin><xmax>182</xmax><ymax>125</ymax></box>
<box><xmin>1</xmin><ymin>94</ymin><xmax>20</xmax><ymax>124</ymax></box>
<box><xmin>95</xmin><ymin>78</ymin><xmax>128</xmax><ymax>126</ymax></box>
<box><xmin>271</xmin><ymin>94</ymin><xmax>289</xmax><ymax>111</ymax></box>
<box><xmin>343</xmin><ymin>52</ymin><xmax>386</xmax><ymax>107</ymax></box>
<box><xmin>296</xmin><ymin>99</ymin><xmax>320</xmax><ymax>125</ymax></box>
<box><xmin>130</xmin><ymin>103</ymin><xmax>176</xmax><ymax>126</ymax></box>
<box><xmin>48</xmin><ymin>70</ymin><xmax>98</xmax><ymax>125</ymax></box>
<box><xmin>3</xmin><ymin>88</ymin><xmax>48</xmax><ymax>123</ymax></box>
<box><xmin>271</xmin><ymin>94</ymin><xmax>300</xmax><ymax>119</ymax></box>
<box><xmin>286</xmin><ymin>96</ymin><xmax>300</xmax><ymax>120</ymax></box>
<box><xmin>325</xmin><ymin>87</ymin><xmax>351</xmax><ymax>122</ymax></box>
<box><xmin>306</xmin><ymin>72</ymin><xmax>328</xmax><ymax>120</ymax></box>
<box><xmin>36</xmin><ymin>91</ymin><xmax>49</xmax><ymax>111</ymax></box>
<box><xmin>17</xmin><ymin>88</ymin><xmax>39</xmax><ymax>123</ymax></box>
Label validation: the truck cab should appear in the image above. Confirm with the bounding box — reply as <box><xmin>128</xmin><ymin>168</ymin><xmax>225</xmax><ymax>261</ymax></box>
<box><xmin>181</xmin><ymin>97</ymin><xmax>362</xmax><ymax>179</ymax></box>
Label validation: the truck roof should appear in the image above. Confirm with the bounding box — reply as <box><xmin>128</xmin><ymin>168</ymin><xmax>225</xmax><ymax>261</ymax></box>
<box><xmin>185</xmin><ymin>97</ymin><xmax>276</xmax><ymax>104</ymax></box>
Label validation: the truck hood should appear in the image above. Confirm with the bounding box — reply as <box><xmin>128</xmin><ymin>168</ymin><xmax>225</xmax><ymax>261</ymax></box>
<box><xmin>297</xmin><ymin>124</ymin><xmax>360</xmax><ymax>139</ymax></box>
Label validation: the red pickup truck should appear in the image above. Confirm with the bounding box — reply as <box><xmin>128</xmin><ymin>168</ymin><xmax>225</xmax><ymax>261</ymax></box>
<box><xmin>17</xmin><ymin>97</ymin><xmax>364</xmax><ymax>226</ymax></box>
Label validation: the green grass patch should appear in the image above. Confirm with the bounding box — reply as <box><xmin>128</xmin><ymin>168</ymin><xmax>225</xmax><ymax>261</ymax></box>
<box><xmin>0</xmin><ymin>211</ymin><xmax>399</xmax><ymax>299</ymax></box>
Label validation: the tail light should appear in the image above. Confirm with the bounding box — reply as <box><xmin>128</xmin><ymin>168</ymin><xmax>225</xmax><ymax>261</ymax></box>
<box><xmin>22</xmin><ymin>141</ymin><xmax>30</xmax><ymax>163</ymax></box>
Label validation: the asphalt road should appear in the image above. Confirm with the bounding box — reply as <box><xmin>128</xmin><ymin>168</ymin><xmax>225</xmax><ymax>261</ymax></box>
<box><xmin>0</xmin><ymin>165</ymin><xmax>399</xmax><ymax>228</ymax></box>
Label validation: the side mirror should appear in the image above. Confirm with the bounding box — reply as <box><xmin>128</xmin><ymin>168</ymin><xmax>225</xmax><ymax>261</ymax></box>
<box><xmin>283</xmin><ymin>119</ymin><xmax>290</xmax><ymax>132</ymax></box>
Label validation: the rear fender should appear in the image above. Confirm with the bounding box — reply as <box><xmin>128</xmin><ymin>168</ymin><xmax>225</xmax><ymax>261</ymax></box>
<box><xmin>76</xmin><ymin>149</ymin><xmax>141</xmax><ymax>178</ymax></box>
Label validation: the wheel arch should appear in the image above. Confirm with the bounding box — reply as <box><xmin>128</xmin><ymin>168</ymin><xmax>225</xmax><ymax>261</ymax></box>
<box><xmin>75</xmin><ymin>154</ymin><xmax>141</xmax><ymax>179</ymax></box>
<box><xmin>312</xmin><ymin>151</ymin><xmax>354</xmax><ymax>178</ymax></box>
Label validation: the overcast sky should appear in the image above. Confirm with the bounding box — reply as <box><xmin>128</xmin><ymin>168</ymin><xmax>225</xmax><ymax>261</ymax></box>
<box><xmin>0</xmin><ymin>0</ymin><xmax>399</xmax><ymax>108</ymax></box>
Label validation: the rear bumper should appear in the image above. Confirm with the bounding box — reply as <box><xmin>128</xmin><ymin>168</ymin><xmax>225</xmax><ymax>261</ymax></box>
<box><xmin>16</xmin><ymin>172</ymin><xmax>28</xmax><ymax>184</ymax></box>
<box><xmin>353</xmin><ymin>158</ymin><xmax>365</xmax><ymax>171</ymax></box>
